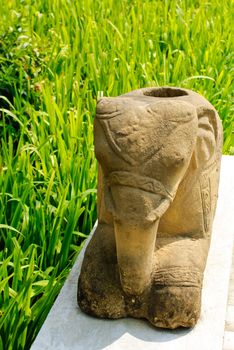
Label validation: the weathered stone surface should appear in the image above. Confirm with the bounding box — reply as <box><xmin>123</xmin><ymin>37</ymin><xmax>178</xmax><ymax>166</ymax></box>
<box><xmin>78</xmin><ymin>87</ymin><xmax>223</xmax><ymax>329</ymax></box>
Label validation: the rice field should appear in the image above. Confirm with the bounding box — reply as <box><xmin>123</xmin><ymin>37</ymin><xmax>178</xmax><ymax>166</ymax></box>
<box><xmin>0</xmin><ymin>0</ymin><xmax>233</xmax><ymax>349</ymax></box>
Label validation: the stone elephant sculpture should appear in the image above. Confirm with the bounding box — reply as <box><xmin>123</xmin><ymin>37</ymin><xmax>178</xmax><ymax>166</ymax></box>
<box><xmin>78</xmin><ymin>87</ymin><xmax>223</xmax><ymax>329</ymax></box>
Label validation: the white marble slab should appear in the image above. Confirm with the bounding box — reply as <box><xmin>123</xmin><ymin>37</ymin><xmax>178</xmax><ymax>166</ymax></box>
<box><xmin>223</xmin><ymin>331</ymin><xmax>234</xmax><ymax>350</ymax></box>
<box><xmin>31</xmin><ymin>156</ymin><xmax>234</xmax><ymax>350</ymax></box>
<box><xmin>225</xmin><ymin>305</ymin><xmax>234</xmax><ymax>331</ymax></box>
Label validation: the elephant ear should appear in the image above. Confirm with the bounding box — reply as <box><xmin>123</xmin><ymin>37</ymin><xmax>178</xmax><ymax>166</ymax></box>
<box><xmin>192</xmin><ymin>106</ymin><xmax>221</xmax><ymax>169</ymax></box>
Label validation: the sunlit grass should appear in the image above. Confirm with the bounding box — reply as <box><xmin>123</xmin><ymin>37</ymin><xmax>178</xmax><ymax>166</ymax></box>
<box><xmin>0</xmin><ymin>0</ymin><xmax>233</xmax><ymax>349</ymax></box>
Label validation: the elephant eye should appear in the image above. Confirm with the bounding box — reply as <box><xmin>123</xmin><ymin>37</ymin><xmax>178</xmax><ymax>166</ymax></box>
<box><xmin>174</xmin><ymin>156</ymin><xmax>185</xmax><ymax>165</ymax></box>
<box><xmin>162</xmin><ymin>153</ymin><xmax>185</xmax><ymax>167</ymax></box>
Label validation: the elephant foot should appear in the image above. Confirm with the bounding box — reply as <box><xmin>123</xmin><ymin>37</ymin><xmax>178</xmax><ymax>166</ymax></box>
<box><xmin>148</xmin><ymin>274</ymin><xmax>202</xmax><ymax>328</ymax></box>
<box><xmin>78</xmin><ymin>281</ymin><xmax>126</xmax><ymax>319</ymax></box>
<box><xmin>78</xmin><ymin>266</ymin><xmax>126</xmax><ymax>319</ymax></box>
<box><xmin>146</xmin><ymin>236</ymin><xmax>208</xmax><ymax>328</ymax></box>
<box><xmin>78</xmin><ymin>224</ymin><xmax>126</xmax><ymax>319</ymax></box>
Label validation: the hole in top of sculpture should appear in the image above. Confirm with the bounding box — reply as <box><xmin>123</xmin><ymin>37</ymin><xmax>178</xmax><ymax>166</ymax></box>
<box><xmin>143</xmin><ymin>87</ymin><xmax>188</xmax><ymax>98</ymax></box>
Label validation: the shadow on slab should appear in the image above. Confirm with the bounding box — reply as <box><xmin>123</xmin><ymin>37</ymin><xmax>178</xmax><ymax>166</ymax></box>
<box><xmin>71</xmin><ymin>306</ymin><xmax>191</xmax><ymax>350</ymax></box>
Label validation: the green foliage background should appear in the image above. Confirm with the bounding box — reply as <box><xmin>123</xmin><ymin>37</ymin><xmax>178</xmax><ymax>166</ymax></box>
<box><xmin>0</xmin><ymin>0</ymin><xmax>233</xmax><ymax>349</ymax></box>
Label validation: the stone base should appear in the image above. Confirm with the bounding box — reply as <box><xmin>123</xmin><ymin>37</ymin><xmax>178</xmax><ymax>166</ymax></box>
<box><xmin>31</xmin><ymin>156</ymin><xmax>234</xmax><ymax>350</ymax></box>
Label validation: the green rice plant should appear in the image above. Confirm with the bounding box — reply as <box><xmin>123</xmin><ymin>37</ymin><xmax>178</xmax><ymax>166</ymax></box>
<box><xmin>0</xmin><ymin>91</ymin><xmax>97</xmax><ymax>349</ymax></box>
<box><xmin>0</xmin><ymin>0</ymin><xmax>233</xmax><ymax>349</ymax></box>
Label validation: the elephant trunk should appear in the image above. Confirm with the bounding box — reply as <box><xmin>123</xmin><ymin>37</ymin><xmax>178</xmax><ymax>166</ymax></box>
<box><xmin>107</xmin><ymin>184</ymin><xmax>170</xmax><ymax>296</ymax></box>
<box><xmin>114</xmin><ymin>220</ymin><xmax>159</xmax><ymax>296</ymax></box>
